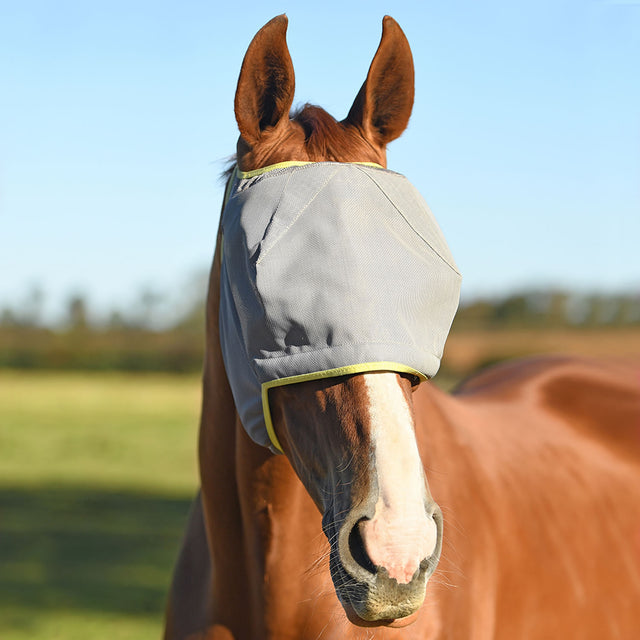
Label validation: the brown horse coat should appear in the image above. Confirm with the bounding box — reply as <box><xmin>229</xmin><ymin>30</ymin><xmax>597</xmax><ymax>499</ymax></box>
<box><xmin>164</xmin><ymin>15</ymin><xmax>640</xmax><ymax>640</ymax></box>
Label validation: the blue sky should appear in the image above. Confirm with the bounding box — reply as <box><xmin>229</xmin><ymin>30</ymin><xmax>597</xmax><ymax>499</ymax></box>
<box><xmin>1</xmin><ymin>1</ymin><xmax>639</xmax><ymax>322</ymax></box>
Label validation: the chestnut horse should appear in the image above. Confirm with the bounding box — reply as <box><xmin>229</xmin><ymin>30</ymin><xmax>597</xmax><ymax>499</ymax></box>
<box><xmin>164</xmin><ymin>15</ymin><xmax>640</xmax><ymax>639</ymax></box>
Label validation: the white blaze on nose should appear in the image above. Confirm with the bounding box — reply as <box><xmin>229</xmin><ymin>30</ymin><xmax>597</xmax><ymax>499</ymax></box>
<box><xmin>359</xmin><ymin>372</ymin><xmax>438</xmax><ymax>584</ymax></box>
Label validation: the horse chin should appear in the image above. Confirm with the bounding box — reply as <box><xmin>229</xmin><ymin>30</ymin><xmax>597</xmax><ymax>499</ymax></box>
<box><xmin>327</xmin><ymin>525</ymin><xmax>431</xmax><ymax>628</ymax></box>
<box><xmin>334</xmin><ymin>570</ymin><xmax>428</xmax><ymax>627</ymax></box>
<box><xmin>341</xmin><ymin>600</ymin><xmax>421</xmax><ymax>628</ymax></box>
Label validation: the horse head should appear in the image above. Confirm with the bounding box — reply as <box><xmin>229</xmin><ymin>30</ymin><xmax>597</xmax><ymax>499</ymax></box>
<box><xmin>222</xmin><ymin>15</ymin><xmax>459</xmax><ymax>626</ymax></box>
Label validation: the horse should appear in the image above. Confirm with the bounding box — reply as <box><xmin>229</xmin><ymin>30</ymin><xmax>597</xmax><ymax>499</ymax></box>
<box><xmin>164</xmin><ymin>15</ymin><xmax>640</xmax><ymax>639</ymax></box>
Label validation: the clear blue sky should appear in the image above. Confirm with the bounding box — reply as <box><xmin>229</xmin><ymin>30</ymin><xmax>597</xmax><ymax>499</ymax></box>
<box><xmin>1</xmin><ymin>0</ymin><xmax>639</xmax><ymax>322</ymax></box>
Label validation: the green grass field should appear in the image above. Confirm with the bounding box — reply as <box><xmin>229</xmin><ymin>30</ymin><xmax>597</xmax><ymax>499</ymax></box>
<box><xmin>0</xmin><ymin>371</ymin><xmax>201</xmax><ymax>640</ymax></box>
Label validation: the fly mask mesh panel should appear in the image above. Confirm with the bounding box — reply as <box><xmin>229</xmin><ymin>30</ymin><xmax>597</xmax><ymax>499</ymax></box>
<box><xmin>219</xmin><ymin>163</ymin><xmax>462</xmax><ymax>450</ymax></box>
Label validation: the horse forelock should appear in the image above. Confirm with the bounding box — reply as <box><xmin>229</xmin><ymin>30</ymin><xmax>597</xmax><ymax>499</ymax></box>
<box><xmin>291</xmin><ymin>104</ymin><xmax>383</xmax><ymax>164</ymax></box>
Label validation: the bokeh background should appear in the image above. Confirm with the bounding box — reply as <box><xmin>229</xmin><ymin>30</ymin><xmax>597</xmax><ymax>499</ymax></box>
<box><xmin>1</xmin><ymin>1</ymin><xmax>639</xmax><ymax>638</ymax></box>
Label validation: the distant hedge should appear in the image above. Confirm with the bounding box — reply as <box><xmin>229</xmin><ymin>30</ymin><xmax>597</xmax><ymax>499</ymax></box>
<box><xmin>0</xmin><ymin>327</ymin><xmax>204</xmax><ymax>373</ymax></box>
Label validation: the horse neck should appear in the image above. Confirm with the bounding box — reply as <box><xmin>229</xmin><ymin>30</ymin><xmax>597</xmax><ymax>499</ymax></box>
<box><xmin>199</xmin><ymin>228</ymin><xmax>236</xmax><ymax>477</ymax></box>
<box><xmin>199</xmin><ymin>228</ymin><xmax>271</xmax><ymax>488</ymax></box>
<box><xmin>413</xmin><ymin>382</ymin><xmax>488</xmax><ymax>508</ymax></box>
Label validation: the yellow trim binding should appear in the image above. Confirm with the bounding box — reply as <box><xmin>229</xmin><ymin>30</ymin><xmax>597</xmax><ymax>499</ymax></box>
<box><xmin>261</xmin><ymin>362</ymin><xmax>428</xmax><ymax>453</ymax></box>
<box><xmin>237</xmin><ymin>161</ymin><xmax>312</xmax><ymax>179</ymax></box>
<box><xmin>236</xmin><ymin>160</ymin><xmax>384</xmax><ymax>180</ymax></box>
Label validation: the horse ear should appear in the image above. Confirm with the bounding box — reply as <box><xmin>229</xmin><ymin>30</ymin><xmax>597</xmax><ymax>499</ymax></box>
<box><xmin>344</xmin><ymin>16</ymin><xmax>415</xmax><ymax>147</ymax></box>
<box><xmin>234</xmin><ymin>15</ymin><xmax>295</xmax><ymax>146</ymax></box>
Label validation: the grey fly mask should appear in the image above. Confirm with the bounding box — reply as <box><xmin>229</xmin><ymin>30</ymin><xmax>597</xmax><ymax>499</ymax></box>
<box><xmin>219</xmin><ymin>161</ymin><xmax>461</xmax><ymax>452</ymax></box>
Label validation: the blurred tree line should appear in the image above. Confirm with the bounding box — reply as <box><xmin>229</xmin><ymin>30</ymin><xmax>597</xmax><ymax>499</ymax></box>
<box><xmin>452</xmin><ymin>290</ymin><xmax>640</xmax><ymax>330</ymax></box>
<box><xmin>0</xmin><ymin>285</ymin><xmax>638</xmax><ymax>372</ymax></box>
<box><xmin>0</xmin><ymin>280</ymin><xmax>207</xmax><ymax>372</ymax></box>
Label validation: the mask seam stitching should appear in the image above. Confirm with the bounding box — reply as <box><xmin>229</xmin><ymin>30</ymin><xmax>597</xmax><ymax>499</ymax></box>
<box><xmin>353</xmin><ymin>165</ymin><xmax>461</xmax><ymax>276</ymax></box>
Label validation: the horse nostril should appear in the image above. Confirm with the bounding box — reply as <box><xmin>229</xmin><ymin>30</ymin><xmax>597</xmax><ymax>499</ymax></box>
<box><xmin>348</xmin><ymin>518</ymin><xmax>377</xmax><ymax>575</ymax></box>
<box><xmin>423</xmin><ymin>505</ymin><xmax>444</xmax><ymax>576</ymax></box>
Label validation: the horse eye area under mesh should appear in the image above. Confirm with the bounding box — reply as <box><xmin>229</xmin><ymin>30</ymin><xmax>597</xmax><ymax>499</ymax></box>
<box><xmin>219</xmin><ymin>161</ymin><xmax>461</xmax><ymax>450</ymax></box>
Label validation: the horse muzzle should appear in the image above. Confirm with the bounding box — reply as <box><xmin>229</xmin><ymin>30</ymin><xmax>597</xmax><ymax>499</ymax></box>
<box><xmin>323</xmin><ymin>501</ymin><xmax>443</xmax><ymax>625</ymax></box>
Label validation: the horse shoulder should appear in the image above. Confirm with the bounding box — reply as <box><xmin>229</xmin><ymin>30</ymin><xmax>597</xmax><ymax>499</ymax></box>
<box><xmin>454</xmin><ymin>355</ymin><xmax>640</xmax><ymax>464</ymax></box>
